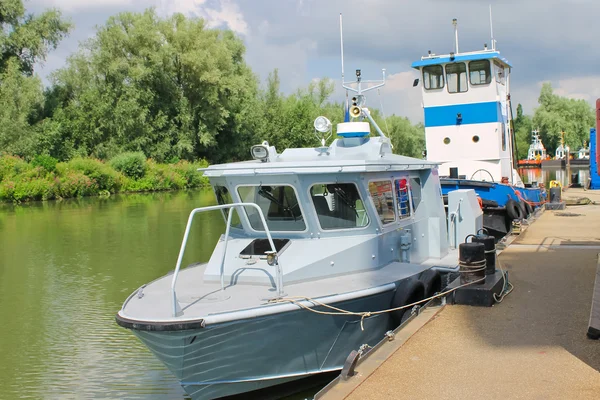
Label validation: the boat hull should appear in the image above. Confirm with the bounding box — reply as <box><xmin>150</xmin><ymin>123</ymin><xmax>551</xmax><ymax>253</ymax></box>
<box><xmin>130</xmin><ymin>289</ymin><xmax>397</xmax><ymax>400</ymax></box>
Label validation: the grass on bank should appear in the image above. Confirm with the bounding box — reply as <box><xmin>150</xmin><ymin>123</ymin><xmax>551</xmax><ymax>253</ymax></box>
<box><xmin>0</xmin><ymin>153</ymin><xmax>210</xmax><ymax>203</ymax></box>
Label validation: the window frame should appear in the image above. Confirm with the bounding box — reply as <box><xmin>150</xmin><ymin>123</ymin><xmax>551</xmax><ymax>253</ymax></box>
<box><xmin>422</xmin><ymin>65</ymin><xmax>445</xmax><ymax>90</ymax></box>
<box><xmin>367</xmin><ymin>179</ymin><xmax>397</xmax><ymax>226</ymax></box>
<box><xmin>394</xmin><ymin>177</ymin><xmax>413</xmax><ymax>221</ymax></box>
<box><xmin>235</xmin><ymin>183</ymin><xmax>308</xmax><ymax>233</ymax></box>
<box><xmin>213</xmin><ymin>184</ymin><xmax>243</xmax><ymax>229</ymax></box>
<box><xmin>468</xmin><ymin>60</ymin><xmax>492</xmax><ymax>86</ymax></box>
<box><xmin>445</xmin><ymin>62</ymin><xmax>468</xmax><ymax>94</ymax></box>
<box><xmin>494</xmin><ymin>61</ymin><xmax>506</xmax><ymax>85</ymax></box>
<box><xmin>308</xmin><ymin>182</ymin><xmax>371</xmax><ymax>232</ymax></box>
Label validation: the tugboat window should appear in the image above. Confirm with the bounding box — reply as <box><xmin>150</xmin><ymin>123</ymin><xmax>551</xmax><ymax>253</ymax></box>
<box><xmin>310</xmin><ymin>183</ymin><xmax>368</xmax><ymax>230</ymax></box>
<box><xmin>237</xmin><ymin>185</ymin><xmax>306</xmax><ymax>231</ymax></box>
<box><xmin>469</xmin><ymin>60</ymin><xmax>491</xmax><ymax>85</ymax></box>
<box><xmin>368</xmin><ymin>180</ymin><xmax>396</xmax><ymax>225</ymax></box>
<box><xmin>214</xmin><ymin>185</ymin><xmax>241</xmax><ymax>228</ymax></box>
<box><xmin>444</xmin><ymin>137</ymin><xmax>451</xmax><ymax>144</ymax></box>
<box><xmin>423</xmin><ymin>65</ymin><xmax>444</xmax><ymax>90</ymax></box>
<box><xmin>494</xmin><ymin>61</ymin><xmax>506</xmax><ymax>85</ymax></box>
<box><xmin>445</xmin><ymin>62</ymin><xmax>468</xmax><ymax>93</ymax></box>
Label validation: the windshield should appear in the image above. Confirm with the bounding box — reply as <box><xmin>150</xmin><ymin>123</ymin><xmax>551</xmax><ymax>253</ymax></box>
<box><xmin>237</xmin><ymin>185</ymin><xmax>306</xmax><ymax>231</ymax></box>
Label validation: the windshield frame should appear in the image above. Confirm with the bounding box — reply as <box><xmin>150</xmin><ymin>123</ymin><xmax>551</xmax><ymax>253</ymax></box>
<box><xmin>235</xmin><ymin>183</ymin><xmax>308</xmax><ymax>233</ymax></box>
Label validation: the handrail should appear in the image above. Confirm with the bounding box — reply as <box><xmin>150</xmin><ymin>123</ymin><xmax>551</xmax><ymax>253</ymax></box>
<box><xmin>170</xmin><ymin>202</ymin><xmax>281</xmax><ymax>317</ymax></box>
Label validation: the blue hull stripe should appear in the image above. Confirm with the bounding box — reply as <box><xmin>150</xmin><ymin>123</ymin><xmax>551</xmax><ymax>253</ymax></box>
<box><xmin>440</xmin><ymin>179</ymin><xmax>546</xmax><ymax>207</ymax></box>
<box><xmin>424</xmin><ymin>102</ymin><xmax>502</xmax><ymax>128</ymax></box>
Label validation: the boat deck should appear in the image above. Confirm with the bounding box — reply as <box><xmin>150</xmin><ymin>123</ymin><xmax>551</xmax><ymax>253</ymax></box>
<box><xmin>118</xmin><ymin>251</ymin><xmax>459</xmax><ymax>325</ymax></box>
<box><xmin>318</xmin><ymin>188</ymin><xmax>600</xmax><ymax>400</ymax></box>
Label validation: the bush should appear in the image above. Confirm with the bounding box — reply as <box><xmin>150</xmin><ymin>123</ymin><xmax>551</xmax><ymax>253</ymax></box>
<box><xmin>0</xmin><ymin>176</ymin><xmax>56</xmax><ymax>202</ymax></box>
<box><xmin>31</xmin><ymin>155</ymin><xmax>58</xmax><ymax>173</ymax></box>
<box><xmin>57</xmin><ymin>171</ymin><xmax>98</xmax><ymax>198</ymax></box>
<box><xmin>67</xmin><ymin>158</ymin><xmax>123</xmax><ymax>192</ymax></box>
<box><xmin>0</xmin><ymin>155</ymin><xmax>31</xmax><ymax>180</ymax></box>
<box><xmin>109</xmin><ymin>152</ymin><xmax>147</xmax><ymax>179</ymax></box>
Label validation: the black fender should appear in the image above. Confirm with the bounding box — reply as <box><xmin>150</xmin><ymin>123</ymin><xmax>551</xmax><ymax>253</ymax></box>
<box><xmin>524</xmin><ymin>201</ymin><xmax>534</xmax><ymax>215</ymax></box>
<box><xmin>390</xmin><ymin>280</ymin><xmax>425</xmax><ymax>326</ymax></box>
<box><xmin>505</xmin><ymin>198</ymin><xmax>523</xmax><ymax>220</ymax></box>
<box><xmin>419</xmin><ymin>269</ymin><xmax>442</xmax><ymax>298</ymax></box>
<box><xmin>517</xmin><ymin>200</ymin><xmax>528</xmax><ymax>217</ymax></box>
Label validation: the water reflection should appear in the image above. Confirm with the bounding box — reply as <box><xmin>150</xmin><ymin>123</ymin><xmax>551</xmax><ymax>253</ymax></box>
<box><xmin>519</xmin><ymin>166</ymin><xmax>589</xmax><ymax>188</ymax></box>
<box><xmin>0</xmin><ymin>190</ymin><xmax>223</xmax><ymax>400</ymax></box>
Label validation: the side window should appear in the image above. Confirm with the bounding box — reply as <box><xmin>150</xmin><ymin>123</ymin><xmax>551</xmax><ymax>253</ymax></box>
<box><xmin>395</xmin><ymin>178</ymin><xmax>411</xmax><ymax>219</ymax></box>
<box><xmin>310</xmin><ymin>183</ymin><xmax>368</xmax><ymax>230</ymax></box>
<box><xmin>368</xmin><ymin>180</ymin><xmax>395</xmax><ymax>225</ymax></box>
<box><xmin>410</xmin><ymin>178</ymin><xmax>422</xmax><ymax>213</ymax></box>
<box><xmin>214</xmin><ymin>185</ymin><xmax>241</xmax><ymax>227</ymax></box>
<box><xmin>423</xmin><ymin>65</ymin><xmax>444</xmax><ymax>90</ymax></box>
<box><xmin>445</xmin><ymin>62</ymin><xmax>468</xmax><ymax>93</ymax></box>
<box><xmin>469</xmin><ymin>60</ymin><xmax>491</xmax><ymax>85</ymax></box>
<box><xmin>237</xmin><ymin>185</ymin><xmax>306</xmax><ymax>231</ymax></box>
<box><xmin>495</xmin><ymin>62</ymin><xmax>506</xmax><ymax>85</ymax></box>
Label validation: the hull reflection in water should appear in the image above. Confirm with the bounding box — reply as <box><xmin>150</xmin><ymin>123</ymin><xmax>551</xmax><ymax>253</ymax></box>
<box><xmin>134</xmin><ymin>292</ymin><xmax>392</xmax><ymax>400</ymax></box>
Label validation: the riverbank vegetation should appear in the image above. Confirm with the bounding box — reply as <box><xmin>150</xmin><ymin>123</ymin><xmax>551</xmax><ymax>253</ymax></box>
<box><xmin>0</xmin><ymin>154</ymin><xmax>209</xmax><ymax>202</ymax></box>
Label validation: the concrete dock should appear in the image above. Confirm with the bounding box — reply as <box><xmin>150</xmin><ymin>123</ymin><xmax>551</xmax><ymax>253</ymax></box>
<box><xmin>319</xmin><ymin>188</ymin><xmax>600</xmax><ymax>400</ymax></box>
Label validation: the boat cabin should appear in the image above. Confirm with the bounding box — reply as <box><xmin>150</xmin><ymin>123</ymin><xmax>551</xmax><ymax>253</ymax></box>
<box><xmin>412</xmin><ymin>48</ymin><xmax>514</xmax><ymax>183</ymax></box>
<box><xmin>201</xmin><ymin>120</ymin><xmax>450</xmax><ymax>286</ymax></box>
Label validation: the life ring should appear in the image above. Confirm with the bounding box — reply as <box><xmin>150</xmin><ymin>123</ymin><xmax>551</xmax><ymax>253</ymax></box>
<box><xmin>505</xmin><ymin>198</ymin><xmax>523</xmax><ymax>220</ymax></box>
<box><xmin>390</xmin><ymin>280</ymin><xmax>425</xmax><ymax>326</ymax></box>
<box><xmin>418</xmin><ymin>269</ymin><xmax>442</xmax><ymax>299</ymax></box>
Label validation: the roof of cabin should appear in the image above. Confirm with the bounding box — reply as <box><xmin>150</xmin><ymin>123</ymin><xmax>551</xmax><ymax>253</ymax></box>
<box><xmin>411</xmin><ymin>50</ymin><xmax>512</xmax><ymax>68</ymax></box>
<box><xmin>202</xmin><ymin>136</ymin><xmax>437</xmax><ymax>177</ymax></box>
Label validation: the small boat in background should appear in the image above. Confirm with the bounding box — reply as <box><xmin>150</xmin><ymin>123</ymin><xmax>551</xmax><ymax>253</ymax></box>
<box><xmin>518</xmin><ymin>130</ymin><xmax>547</xmax><ymax>167</ymax></box>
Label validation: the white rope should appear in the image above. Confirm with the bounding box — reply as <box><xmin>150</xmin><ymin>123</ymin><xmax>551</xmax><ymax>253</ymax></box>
<box><xmin>268</xmin><ymin>275</ymin><xmax>487</xmax><ymax>331</ymax></box>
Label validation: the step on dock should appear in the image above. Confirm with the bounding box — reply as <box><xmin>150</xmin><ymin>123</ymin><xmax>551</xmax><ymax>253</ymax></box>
<box><xmin>316</xmin><ymin>191</ymin><xmax>600</xmax><ymax>400</ymax></box>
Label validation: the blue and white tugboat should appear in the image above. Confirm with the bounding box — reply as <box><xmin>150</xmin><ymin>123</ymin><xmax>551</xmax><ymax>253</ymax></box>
<box><xmin>115</xmin><ymin>68</ymin><xmax>485</xmax><ymax>399</ymax></box>
<box><xmin>411</xmin><ymin>18</ymin><xmax>546</xmax><ymax>236</ymax></box>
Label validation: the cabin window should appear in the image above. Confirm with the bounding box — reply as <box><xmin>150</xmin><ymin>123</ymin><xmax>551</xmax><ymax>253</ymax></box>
<box><xmin>237</xmin><ymin>185</ymin><xmax>306</xmax><ymax>231</ymax></box>
<box><xmin>445</xmin><ymin>63</ymin><xmax>468</xmax><ymax>93</ymax></box>
<box><xmin>469</xmin><ymin>60</ymin><xmax>491</xmax><ymax>85</ymax></box>
<box><xmin>409</xmin><ymin>178</ymin><xmax>422</xmax><ymax>213</ymax></box>
<box><xmin>368</xmin><ymin>180</ymin><xmax>396</xmax><ymax>225</ymax></box>
<box><xmin>423</xmin><ymin>65</ymin><xmax>444</xmax><ymax>90</ymax></box>
<box><xmin>214</xmin><ymin>185</ymin><xmax>241</xmax><ymax>228</ymax></box>
<box><xmin>495</xmin><ymin>61</ymin><xmax>506</xmax><ymax>85</ymax></box>
<box><xmin>310</xmin><ymin>183</ymin><xmax>368</xmax><ymax>230</ymax></box>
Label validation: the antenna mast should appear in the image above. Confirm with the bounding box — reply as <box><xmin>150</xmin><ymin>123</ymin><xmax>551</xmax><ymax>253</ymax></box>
<box><xmin>340</xmin><ymin>13</ymin><xmax>345</xmax><ymax>82</ymax></box>
<box><xmin>489</xmin><ymin>5</ymin><xmax>495</xmax><ymax>50</ymax></box>
<box><xmin>452</xmin><ymin>19</ymin><xmax>459</xmax><ymax>54</ymax></box>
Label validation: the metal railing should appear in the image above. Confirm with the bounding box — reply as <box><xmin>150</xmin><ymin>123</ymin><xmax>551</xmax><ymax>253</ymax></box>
<box><xmin>170</xmin><ymin>203</ymin><xmax>282</xmax><ymax>317</ymax></box>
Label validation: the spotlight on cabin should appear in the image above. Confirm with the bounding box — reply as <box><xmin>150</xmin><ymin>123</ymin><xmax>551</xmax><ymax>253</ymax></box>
<box><xmin>251</xmin><ymin>144</ymin><xmax>269</xmax><ymax>162</ymax></box>
<box><xmin>450</xmin><ymin>52</ymin><xmax>455</xmax><ymax>60</ymax></box>
<box><xmin>314</xmin><ymin>116</ymin><xmax>332</xmax><ymax>133</ymax></box>
<box><xmin>484</xmin><ymin>43</ymin><xmax>488</xmax><ymax>50</ymax></box>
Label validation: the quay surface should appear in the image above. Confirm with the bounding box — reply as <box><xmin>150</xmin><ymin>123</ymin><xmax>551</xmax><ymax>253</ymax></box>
<box><xmin>318</xmin><ymin>188</ymin><xmax>600</xmax><ymax>400</ymax></box>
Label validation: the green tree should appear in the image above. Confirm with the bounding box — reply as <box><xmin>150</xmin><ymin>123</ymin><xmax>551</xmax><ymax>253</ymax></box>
<box><xmin>513</xmin><ymin>103</ymin><xmax>533</xmax><ymax>160</ymax></box>
<box><xmin>46</xmin><ymin>9</ymin><xmax>258</xmax><ymax>163</ymax></box>
<box><xmin>532</xmin><ymin>83</ymin><xmax>594</xmax><ymax>154</ymax></box>
<box><xmin>0</xmin><ymin>0</ymin><xmax>72</xmax><ymax>75</ymax></box>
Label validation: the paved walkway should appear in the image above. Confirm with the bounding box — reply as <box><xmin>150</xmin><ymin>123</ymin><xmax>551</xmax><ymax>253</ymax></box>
<box><xmin>335</xmin><ymin>200</ymin><xmax>600</xmax><ymax>400</ymax></box>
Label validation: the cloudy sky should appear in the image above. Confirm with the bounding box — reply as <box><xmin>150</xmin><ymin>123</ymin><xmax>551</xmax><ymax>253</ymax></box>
<box><xmin>27</xmin><ymin>0</ymin><xmax>600</xmax><ymax>123</ymax></box>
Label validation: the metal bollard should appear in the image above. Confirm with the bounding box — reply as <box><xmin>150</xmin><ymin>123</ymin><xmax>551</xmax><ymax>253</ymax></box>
<box><xmin>459</xmin><ymin>236</ymin><xmax>486</xmax><ymax>285</ymax></box>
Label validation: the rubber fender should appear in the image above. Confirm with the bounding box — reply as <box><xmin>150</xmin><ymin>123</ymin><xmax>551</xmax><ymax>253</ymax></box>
<box><xmin>505</xmin><ymin>198</ymin><xmax>523</xmax><ymax>220</ymax></box>
<box><xmin>517</xmin><ymin>200</ymin><xmax>528</xmax><ymax>218</ymax></box>
<box><xmin>390</xmin><ymin>280</ymin><xmax>425</xmax><ymax>327</ymax></box>
<box><xmin>524</xmin><ymin>201</ymin><xmax>534</xmax><ymax>215</ymax></box>
<box><xmin>418</xmin><ymin>269</ymin><xmax>442</xmax><ymax>298</ymax></box>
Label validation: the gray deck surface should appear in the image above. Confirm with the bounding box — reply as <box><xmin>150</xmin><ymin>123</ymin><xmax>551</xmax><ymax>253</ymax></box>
<box><xmin>330</xmin><ymin>189</ymin><xmax>600</xmax><ymax>400</ymax></box>
<box><xmin>120</xmin><ymin>258</ymin><xmax>448</xmax><ymax>323</ymax></box>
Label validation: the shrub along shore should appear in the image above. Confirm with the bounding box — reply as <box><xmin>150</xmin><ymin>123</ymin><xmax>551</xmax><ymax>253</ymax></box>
<box><xmin>0</xmin><ymin>153</ymin><xmax>210</xmax><ymax>203</ymax></box>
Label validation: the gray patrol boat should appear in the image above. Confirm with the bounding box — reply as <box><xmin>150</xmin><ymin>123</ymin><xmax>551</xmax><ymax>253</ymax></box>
<box><xmin>115</xmin><ymin>70</ymin><xmax>482</xmax><ymax>399</ymax></box>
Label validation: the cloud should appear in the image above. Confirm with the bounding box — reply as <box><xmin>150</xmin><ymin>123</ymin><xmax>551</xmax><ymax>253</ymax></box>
<box><xmin>158</xmin><ymin>0</ymin><xmax>248</xmax><ymax>35</ymax></box>
<box><xmin>31</xmin><ymin>0</ymin><xmax>135</xmax><ymax>12</ymax></box>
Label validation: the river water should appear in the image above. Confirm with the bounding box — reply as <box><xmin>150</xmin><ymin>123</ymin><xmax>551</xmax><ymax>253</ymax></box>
<box><xmin>0</xmin><ymin>190</ymin><xmax>224</xmax><ymax>399</ymax></box>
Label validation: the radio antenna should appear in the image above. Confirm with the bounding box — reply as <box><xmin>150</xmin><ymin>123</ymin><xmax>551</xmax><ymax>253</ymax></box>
<box><xmin>340</xmin><ymin>13</ymin><xmax>345</xmax><ymax>82</ymax></box>
<box><xmin>489</xmin><ymin>4</ymin><xmax>495</xmax><ymax>50</ymax></box>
